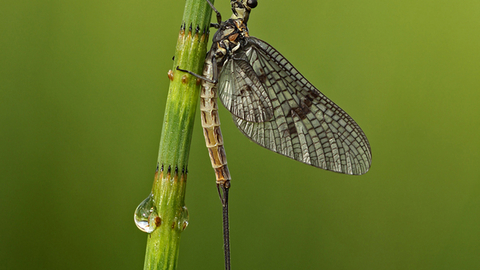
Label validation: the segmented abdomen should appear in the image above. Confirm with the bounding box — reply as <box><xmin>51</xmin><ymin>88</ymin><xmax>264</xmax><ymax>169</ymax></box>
<box><xmin>201</xmin><ymin>57</ymin><xmax>231</xmax><ymax>185</ymax></box>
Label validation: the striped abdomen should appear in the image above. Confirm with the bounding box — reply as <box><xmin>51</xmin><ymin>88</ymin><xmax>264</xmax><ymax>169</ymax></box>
<box><xmin>200</xmin><ymin>56</ymin><xmax>231</xmax><ymax>186</ymax></box>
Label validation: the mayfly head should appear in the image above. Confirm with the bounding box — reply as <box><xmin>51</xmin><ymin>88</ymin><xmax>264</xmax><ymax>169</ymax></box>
<box><xmin>230</xmin><ymin>0</ymin><xmax>258</xmax><ymax>23</ymax></box>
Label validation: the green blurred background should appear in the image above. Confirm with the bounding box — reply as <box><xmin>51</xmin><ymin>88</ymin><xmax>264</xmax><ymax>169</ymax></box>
<box><xmin>2</xmin><ymin>0</ymin><xmax>479</xmax><ymax>269</ymax></box>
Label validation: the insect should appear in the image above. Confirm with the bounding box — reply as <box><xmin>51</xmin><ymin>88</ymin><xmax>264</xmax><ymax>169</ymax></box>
<box><xmin>178</xmin><ymin>0</ymin><xmax>371</xmax><ymax>269</ymax></box>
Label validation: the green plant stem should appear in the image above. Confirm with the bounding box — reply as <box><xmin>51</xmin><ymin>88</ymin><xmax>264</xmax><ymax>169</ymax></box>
<box><xmin>143</xmin><ymin>1</ymin><xmax>213</xmax><ymax>270</ymax></box>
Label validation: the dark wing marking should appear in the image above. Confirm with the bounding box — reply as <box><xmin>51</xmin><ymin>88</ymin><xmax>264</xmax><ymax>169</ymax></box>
<box><xmin>230</xmin><ymin>37</ymin><xmax>372</xmax><ymax>175</ymax></box>
<box><xmin>218</xmin><ymin>56</ymin><xmax>274</xmax><ymax>122</ymax></box>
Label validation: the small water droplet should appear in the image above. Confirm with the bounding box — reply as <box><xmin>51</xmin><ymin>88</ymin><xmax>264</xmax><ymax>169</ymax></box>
<box><xmin>178</xmin><ymin>205</ymin><xmax>189</xmax><ymax>231</ymax></box>
<box><xmin>134</xmin><ymin>194</ymin><xmax>159</xmax><ymax>233</ymax></box>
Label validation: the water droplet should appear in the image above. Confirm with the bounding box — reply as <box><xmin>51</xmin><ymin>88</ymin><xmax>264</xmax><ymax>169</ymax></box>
<box><xmin>134</xmin><ymin>194</ymin><xmax>159</xmax><ymax>233</ymax></box>
<box><xmin>178</xmin><ymin>205</ymin><xmax>189</xmax><ymax>231</ymax></box>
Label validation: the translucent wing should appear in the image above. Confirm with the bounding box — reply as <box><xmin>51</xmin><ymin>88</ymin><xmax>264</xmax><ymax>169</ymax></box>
<box><xmin>218</xmin><ymin>56</ymin><xmax>274</xmax><ymax>122</ymax></box>
<box><xmin>226</xmin><ymin>37</ymin><xmax>372</xmax><ymax>175</ymax></box>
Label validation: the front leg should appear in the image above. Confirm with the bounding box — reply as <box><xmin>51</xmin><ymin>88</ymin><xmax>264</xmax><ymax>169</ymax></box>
<box><xmin>176</xmin><ymin>66</ymin><xmax>217</xmax><ymax>84</ymax></box>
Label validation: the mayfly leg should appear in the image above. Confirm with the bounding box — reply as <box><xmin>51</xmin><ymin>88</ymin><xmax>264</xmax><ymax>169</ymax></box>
<box><xmin>205</xmin><ymin>0</ymin><xmax>222</xmax><ymax>27</ymax></box>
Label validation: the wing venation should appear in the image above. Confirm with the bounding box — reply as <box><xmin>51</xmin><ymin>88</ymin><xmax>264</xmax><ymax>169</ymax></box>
<box><xmin>228</xmin><ymin>37</ymin><xmax>372</xmax><ymax>175</ymax></box>
<box><xmin>218</xmin><ymin>58</ymin><xmax>274</xmax><ymax>122</ymax></box>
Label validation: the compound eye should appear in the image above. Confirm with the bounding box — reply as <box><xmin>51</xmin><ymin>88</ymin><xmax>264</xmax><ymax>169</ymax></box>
<box><xmin>246</xmin><ymin>0</ymin><xmax>257</xmax><ymax>9</ymax></box>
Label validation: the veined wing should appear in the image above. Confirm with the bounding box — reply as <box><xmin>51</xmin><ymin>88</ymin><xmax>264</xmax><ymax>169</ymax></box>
<box><xmin>219</xmin><ymin>37</ymin><xmax>372</xmax><ymax>175</ymax></box>
<box><xmin>218</xmin><ymin>57</ymin><xmax>274</xmax><ymax>122</ymax></box>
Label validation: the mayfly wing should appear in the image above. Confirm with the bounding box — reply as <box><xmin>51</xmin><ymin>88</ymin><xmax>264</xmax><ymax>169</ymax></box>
<box><xmin>218</xmin><ymin>37</ymin><xmax>372</xmax><ymax>175</ymax></box>
<box><xmin>218</xmin><ymin>58</ymin><xmax>274</xmax><ymax>122</ymax></box>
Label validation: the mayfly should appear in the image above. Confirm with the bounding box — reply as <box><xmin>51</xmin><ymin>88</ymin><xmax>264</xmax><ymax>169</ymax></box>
<box><xmin>178</xmin><ymin>0</ymin><xmax>372</xmax><ymax>269</ymax></box>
